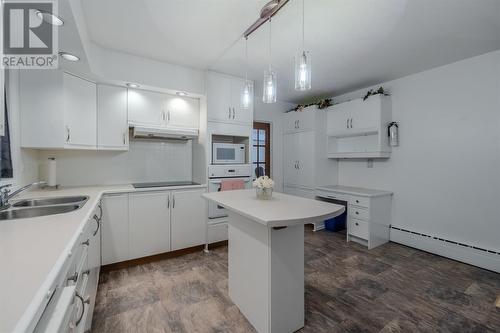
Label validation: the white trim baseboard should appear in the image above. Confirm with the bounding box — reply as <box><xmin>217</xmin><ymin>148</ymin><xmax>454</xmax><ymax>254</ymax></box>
<box><xmin>390</xmin><ymin>227</ymin><xmax>500</xmax><ymax>273</ymax></box>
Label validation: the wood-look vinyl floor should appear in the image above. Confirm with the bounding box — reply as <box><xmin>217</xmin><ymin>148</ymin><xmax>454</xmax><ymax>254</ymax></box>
<box><xmin>92</xmin><ymin>228</ymin><xmax>500</xmax><ymax>333</ymax></box>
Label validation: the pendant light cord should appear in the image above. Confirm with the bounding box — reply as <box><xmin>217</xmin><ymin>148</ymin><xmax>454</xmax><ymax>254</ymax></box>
<box><xmin>245</xmin><ymin>37</ymin><xmax>248</xmax><ymax>82</ymax></box>
<box><xmin>302</xmin><ymin>0</ymin><xmax>305</xmax><ymax>49</ymax></box>
<box><xmin>268</xmin><ymin>17</ymin><xmax>272</xmax><ymax>71</ymax></box>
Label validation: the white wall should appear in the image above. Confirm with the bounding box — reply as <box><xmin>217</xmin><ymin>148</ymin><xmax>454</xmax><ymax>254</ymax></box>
<box><xmin>334</xmin><ymin>50</ymin><xmax>500</xmax><ymax>252</ymax></box>
<box><xmin>254</xmin><ymin>98</ymin><xmax>295</xmax><ymax>192</ymax></box>
<box><xmin>0</xmin><ymin>71</ymin><xmax>39</xmax><ymax>189</ymax></box>
<box><xmin>38</xmin><ymin>140</ymin><xmax>193</xmax><ymax>187</ymax></box>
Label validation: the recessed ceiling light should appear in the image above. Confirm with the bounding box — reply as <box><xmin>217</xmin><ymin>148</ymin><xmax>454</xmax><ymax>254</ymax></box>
<box><xmin>176</xmin><ymin>91</ymin><xmax>188</xmax><ymax>97</ymax></box>
<box><xmin>126</xmin><ymin>83</ymin><xmax>140</xmax><ymax>88</ymax></box>
<box><xmin>59</xmin><ymin>52</ymin><xmax>80</xmax><ymax>62</ymax></box>
<box><xmin>36</xmin><ymin>10</ymin><xmax>64</xmax><ymax>26</ymax></box>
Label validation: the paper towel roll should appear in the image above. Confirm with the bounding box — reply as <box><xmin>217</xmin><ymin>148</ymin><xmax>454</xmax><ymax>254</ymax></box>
<box><xmin>47</xmin><ymin>158</ymin><xmax>57</xmax><ymax>187</ymax></box>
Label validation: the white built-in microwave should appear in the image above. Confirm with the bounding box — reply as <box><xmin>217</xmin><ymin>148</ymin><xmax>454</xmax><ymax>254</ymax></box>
<box><xmin>212</xmin><ymin>143</ymin><xmax>246</xmax><ymax>164</ymax></box>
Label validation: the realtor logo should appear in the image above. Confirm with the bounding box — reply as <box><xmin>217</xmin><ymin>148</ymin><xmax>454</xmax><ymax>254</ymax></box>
<box><xmin>1</xmin><ymin>1</ymin><xmax>58</xmax><ymax>68</ymax></box>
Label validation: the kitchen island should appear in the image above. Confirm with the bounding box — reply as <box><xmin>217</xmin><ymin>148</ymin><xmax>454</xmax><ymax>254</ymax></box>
<box><xmin>203</xmin><ymin>189</ymin><xmax>344</xmax><ymax>333</ymax></box>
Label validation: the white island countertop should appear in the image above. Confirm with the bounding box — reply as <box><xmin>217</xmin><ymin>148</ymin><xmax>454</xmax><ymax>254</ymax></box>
<box><xmin>203</xmin><ymin>189</ymin><xmax>345</xmax><ymax>228</ymax></box>
<box><xmin>0</xmin><ymin>183</ymin><xmax>206</xmax><ymax>333</ymax></box>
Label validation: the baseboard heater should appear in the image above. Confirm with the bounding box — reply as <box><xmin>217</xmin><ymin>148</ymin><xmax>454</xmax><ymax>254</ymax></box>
<box><xmin>390</xmin><ymin>226</ymin><xmax>500</xmax><ymax>273</ymax></box>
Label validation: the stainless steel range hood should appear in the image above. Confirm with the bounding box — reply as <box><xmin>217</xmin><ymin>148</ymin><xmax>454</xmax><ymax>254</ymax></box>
<box><xmin>131</xmin><ymin>125</ymin><xmax>198</xmax><ymax>140</ymax></box>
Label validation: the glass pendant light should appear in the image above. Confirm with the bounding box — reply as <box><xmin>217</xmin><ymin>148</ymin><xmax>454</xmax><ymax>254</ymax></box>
<box><xmin>263</xmin><ymin>17</ymin><xmax>277</xmax><ymax>103</ymax></box>
<box><xmin>295</xmin><ymin>0</ymin><xmax>311</xmax><ymax>91</ymax></box>
<box><xmin>241</xmin><ymin>37</ymin><xmax>253</xmax><ymax>109</ymax></box>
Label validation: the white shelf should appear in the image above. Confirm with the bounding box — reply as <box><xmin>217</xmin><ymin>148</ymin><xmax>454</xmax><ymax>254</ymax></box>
<box><xmin>327</xmin><ymin>151</ymin><xmax>391</xmax><ymax>159</ymax></box>
<box><xmin>327</xmin><ymin>127</ymin><xmax>379</xmax><ymax>138</ymax></box>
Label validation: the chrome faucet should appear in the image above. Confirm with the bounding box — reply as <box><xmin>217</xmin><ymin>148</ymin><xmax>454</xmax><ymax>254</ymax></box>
<box><xmin>0</xmin><ymin>181</ymin><xmax>47</xmax><ymax>211</ymax></box>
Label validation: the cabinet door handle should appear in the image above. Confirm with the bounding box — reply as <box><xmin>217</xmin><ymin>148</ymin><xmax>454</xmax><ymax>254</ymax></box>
<box><xmin>81</xmin><ymin>239</ymin><xmax>90</xmax><ymax>246</ymax></box>
<box><xmin>172</xmin><ymin>195</ymin><xmax>175</xmax><ymax>208</ymax></box>
<box><xmin>346</xmin><ymin>119</ymin><xmax>349</xmax><ymax>129</ymax></box>
<box><xmin>350</xmin><ymin>118</ymin><xmax>353</xmax><ymax>128</ymax></box>
<box><xmin>229</xmin><ymin>107</ymin><xmax>231</xmax><ymax>119</ymax></box>
<box><xmin>168</xmin><ymin>110</ymin><xmax>171</xmax><ymax>122</ymax></box>
<box><xmin>92</xmin><ymin>215</ymin><xmax>100</xmax><ymax>236</ymax></box>
<box><xmin>297</xmin><ymin>161</ymin><xmax>300</xmax><ymax>169</ymax></box>
<box><xmin>123</xmin><ymin>132</ymin><xmax>126</xmax><ymax>145</ymax></box>
<box><xmin>167</xmin><ymin>196</ymin><xmax>170</xmax><ymax>209</ymax></box>
<box><xmin>66</xmin><ymin>126</ymin><xmax>70</xmax><ymax>142</ymax></box>
<box><xmin>232</xmin><ymin>108</ymin><xmax>235</xmax><ymax>119</ymax></box>
<box><xmin>297</xmin><ymin>120</ymin><xmax>300</xmax><ymax>128</ymax></box>
<box><xmin>75</xmin><ymin>293</ymin><xmax>90</xmax><ymax>326</ymax></box>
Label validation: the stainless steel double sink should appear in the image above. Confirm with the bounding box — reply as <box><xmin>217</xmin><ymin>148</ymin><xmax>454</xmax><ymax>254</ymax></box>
<box><xmin>0</xmin><ymin>196</ymin><xmax>89</xmax><ymax>221</ymax></box>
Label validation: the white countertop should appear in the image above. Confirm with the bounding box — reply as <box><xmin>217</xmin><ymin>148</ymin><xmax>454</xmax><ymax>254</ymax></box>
<box><xmin>203</xmin><ymin>189</ymin><xmax>344</xmax><ymax>228</ymax></box>
<box><xmin>0</xmin><ymin>183</ymin><xmax>206</xmax><ymax>332</ymax></box>
<box><xmin>315</xmin><ymin>185</ymin><xmax>393</xmax><ymax>198</ymax></box>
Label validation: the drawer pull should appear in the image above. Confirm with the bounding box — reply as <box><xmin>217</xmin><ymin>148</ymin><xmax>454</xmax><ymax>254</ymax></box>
<box><xmin>273</xmin><ymin>226</ymin><xmax>287</xmax><ymax>230</ymax></box>
<box><xmin>355</xmin><ymin>200</ymin><xmax>359</xmax><ymax>203</ymax></box>
<box><xmin>355</xmin><ymin>211</ymin><xmax>359</xmax><ymax>215</ymax></box>
<box><xmin>355</xmin><ymin>222</ymin><xmax>359</xmax><ymax>226</ymax></box>
<box><xmin>81</xmin><ymin>239</ymin><xmax>90</xmax><ymax>246</ymax></box>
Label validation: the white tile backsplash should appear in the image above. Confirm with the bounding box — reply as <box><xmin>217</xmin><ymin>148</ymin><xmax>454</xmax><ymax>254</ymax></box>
<box><xmin>38</xmin><ymin>139</ymin><xmax>193</xmax><ymax>186</ymax></box>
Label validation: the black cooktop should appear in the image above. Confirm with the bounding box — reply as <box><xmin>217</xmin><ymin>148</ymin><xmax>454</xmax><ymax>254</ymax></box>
<box><xmin>132</xmin><ymin>181</ymin><xmax>200</xmax><ymax>189</ymax></box>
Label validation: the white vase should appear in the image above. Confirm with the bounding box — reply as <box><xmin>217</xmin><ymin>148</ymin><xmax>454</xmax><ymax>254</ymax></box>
<box><xmin>256</xmin><ymin>187</ymin><xmax>273</xmax><ymax>200</ymax></box>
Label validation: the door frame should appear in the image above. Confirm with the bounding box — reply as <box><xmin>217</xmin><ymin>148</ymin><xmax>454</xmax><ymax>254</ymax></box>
<box><xmin>253</xmin><ymin>121</ymin><xmax>271</xmax><ymax>177</ymax></box>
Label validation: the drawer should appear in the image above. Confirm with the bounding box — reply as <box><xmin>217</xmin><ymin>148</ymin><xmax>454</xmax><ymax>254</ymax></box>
<box><xmin>348</xmin><ymin>205</ymin><xmax>369</xmax><ymax>221</ymax></box>
<box><xmin>349</xmin><ymin>195</ymin><xmax>370</xmax><ymax>208</ymax></box>
<box><xmin>348</xmin><ymin>218</ymin><xmax>369</xmax><ymax>240</ymax></box>
<box><xmin>315</xmin><ymin>190</ymin><xmax>350</xmax><ymax>202</ymax></box>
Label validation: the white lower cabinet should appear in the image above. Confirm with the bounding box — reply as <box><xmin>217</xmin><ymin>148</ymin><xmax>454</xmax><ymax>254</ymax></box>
<box><xmin>102</xmin><ymin>194</ymin><xmax>129</xmax><ymax>265</ymax></box>
<box><xmin>102</xmin><ymin>188</ymin><xmax>207</xmax><ymax>265</ymax></box>
<box><xmin>129</xmin><ymin>191</ymin><xmax>171</xmax><ymax>259</ymax></box>
<box><xmin>170</xmin><ymin>189</ymin><xmax>207</xmax><ymax>251</ymax></box>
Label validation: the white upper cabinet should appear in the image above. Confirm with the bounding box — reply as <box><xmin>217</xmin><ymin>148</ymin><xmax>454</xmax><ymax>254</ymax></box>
<box><xmin>327</xmin><ymin>97</ymin><xmax>382</xmax><ymax>134</ymax></box>
<box><xmin>284</xmin><ymin>106</ymin><xmax>315</xmax><ymax>133</ymax></box>
<box><xmin>164</xmin><ymin>94</ymin><xmax>200</xmax><ymax>129</ymax></box>
<box><xmin>97</xmin><ymin>85</ymin><xmax>128</xmax><ymax>150</ymax></box>
<box><xmin>128</xmin><ymin>88</ymin><xmax>199</xmax><ymax>129</ymax></box>
<box><xmin>20</xmin><ymin>70</ymin><xmax>98</xmax><ymax>150</ymax></box>
<box><xmin>207</xmin><ymin>72</ymin><xmax>232</xmax><ymax>122</ymax></box>
<box><xmin>206</xmin><ymin>71</ymin><xmax>253</xmax><ymax>125</ymax></box>
<box><xmin>326</xmin><ymin>94</ymin><xmax>392</xmax><ymax>158</ymax></box>
<box><xmin>127</xmin><ymin>89</ymin><xmax>165</xmax><ymax>126</ymax></box>
<box><xmin>63</xmin><ymin>73</ymin><xmax>97</xmax><ymax>149</ymax></box>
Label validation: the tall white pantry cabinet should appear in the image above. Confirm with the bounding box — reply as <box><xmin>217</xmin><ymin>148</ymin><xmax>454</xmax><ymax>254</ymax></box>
<box><xmin>283</xmin><ymin>106</ymin><xmax>337</xmax><ymax>230</ymax></box>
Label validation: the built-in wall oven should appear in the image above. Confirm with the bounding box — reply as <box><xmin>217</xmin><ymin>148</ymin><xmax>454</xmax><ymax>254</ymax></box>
<box><xmin>212</xmin><ymin>143</ymin><xmax>246</xmax><ymax>164</ymax></box>
<box><xmin>208</xmin><ymin>164</ymin><xmax>253</xmax><ymax>219</ymax></box>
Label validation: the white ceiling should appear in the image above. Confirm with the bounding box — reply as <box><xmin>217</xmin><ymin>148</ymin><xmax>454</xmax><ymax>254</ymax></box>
<box><xmin>82</xmin><ymin>0</ymin><xmax>500</xmax><ymax>103</ymax></box>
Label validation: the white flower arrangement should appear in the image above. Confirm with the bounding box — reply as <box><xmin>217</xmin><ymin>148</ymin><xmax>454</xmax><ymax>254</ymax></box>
<box><xmin>253</xmin><ymin>176</ymin><xmax>274</xmax><ymax>189</ymax></box>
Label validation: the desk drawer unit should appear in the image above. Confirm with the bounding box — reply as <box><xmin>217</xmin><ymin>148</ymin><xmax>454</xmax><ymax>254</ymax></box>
<box><xmin>316</xmin><ymin>186</ymin><xmax>392</xmax><ymax>250</ymax></box>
